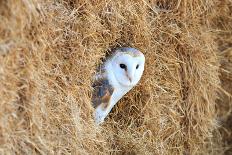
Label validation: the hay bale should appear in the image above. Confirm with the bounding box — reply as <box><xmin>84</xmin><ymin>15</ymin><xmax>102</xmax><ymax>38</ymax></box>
<box><xmin>0</xmin><ymin>0</ymin><xmax>224</xmax><ymax>154</ymax></box>
<box><xmin>208</xmin><ymin>0</ymin><xmax>232</xmax><ymax>154</ymax></box>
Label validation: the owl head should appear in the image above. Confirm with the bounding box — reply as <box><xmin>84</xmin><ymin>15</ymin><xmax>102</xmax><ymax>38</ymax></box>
<box><xmin>109</xmin><ymin>47</ymin><xmax>145</xmax><ymax>87</ymax></box>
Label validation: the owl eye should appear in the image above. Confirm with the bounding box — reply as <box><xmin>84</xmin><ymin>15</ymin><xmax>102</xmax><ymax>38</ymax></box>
<box><xmin>136</xmin><ymin>64</ymin><xmax>139</xmax><ymax>69</ymax></box>
<box><xmin>120</xmin><ymin>64</ymin><xmax>126</xmax><ymax>69</ymax></box>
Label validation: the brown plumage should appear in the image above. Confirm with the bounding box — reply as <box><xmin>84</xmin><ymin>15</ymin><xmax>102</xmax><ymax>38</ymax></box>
<box><xmin>92</xmin><ymin>76</ymin><xmax>114</xmax><ymax>110</ymax></box>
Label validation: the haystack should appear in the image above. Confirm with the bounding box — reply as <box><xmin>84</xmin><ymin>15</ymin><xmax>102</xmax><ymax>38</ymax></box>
<box><xmin>208</xmin><ymin>1</ymin><xmax>232</xmax><ymax>154</ymax></box>
<box><xmin>0</xmin><ymin>0</ymin><xmax>227</xmax><ymax>154</ymax></box>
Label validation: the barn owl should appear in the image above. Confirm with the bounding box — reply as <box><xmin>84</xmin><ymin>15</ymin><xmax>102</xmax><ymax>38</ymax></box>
<box><xmin>92</xmin><ymin>47</ymin><xmax>145</xmax><ymax>124</ymax></box>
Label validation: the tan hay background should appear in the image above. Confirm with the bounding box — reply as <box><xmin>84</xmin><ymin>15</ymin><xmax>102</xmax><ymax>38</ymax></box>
<box><xmin>0</xmin><ymin>0</ymin><xmax>231</xmax><ymax>154</ymax></box>
<box><xmin>208</xmin><ymin>1</ymin><xmax>232</xmax><ymax>154</ymax></box>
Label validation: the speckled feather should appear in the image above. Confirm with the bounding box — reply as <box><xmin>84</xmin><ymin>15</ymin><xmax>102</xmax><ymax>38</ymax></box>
<box><xmin>92</xmin><ymin>73</ymin><xmax>114</xmax><ymax>109</ymax></box>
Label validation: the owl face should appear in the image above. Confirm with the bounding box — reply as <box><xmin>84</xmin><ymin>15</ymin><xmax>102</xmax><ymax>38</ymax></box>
<box><xmin>111</xmin><ymin>49</ymin><xmax>145</xmax><ymax>87</ymax></box>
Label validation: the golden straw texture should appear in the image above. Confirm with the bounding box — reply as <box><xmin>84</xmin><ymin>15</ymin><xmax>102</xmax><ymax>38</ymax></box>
<box><xmin>0</xmin><ymin>0</ymin><xmax>231</xmax><ymax>154</ymax></box>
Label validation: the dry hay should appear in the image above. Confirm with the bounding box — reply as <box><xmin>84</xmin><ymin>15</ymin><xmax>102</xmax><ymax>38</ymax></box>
<box><xmin>208</xmin><ymin>0</ymin><xmax>232</xmax><ymax>154</ymax></box>
<box><xmin>0</xmin><ymin>0</ymin><xmax>228</xmax><ymax>154</ymax></box>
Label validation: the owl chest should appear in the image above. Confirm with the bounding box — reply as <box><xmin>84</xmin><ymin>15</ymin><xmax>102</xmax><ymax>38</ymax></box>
<box><xmin>111</xmin><ymin>87</ymin><xmax>131</xmax><ymax>106</ymax></box>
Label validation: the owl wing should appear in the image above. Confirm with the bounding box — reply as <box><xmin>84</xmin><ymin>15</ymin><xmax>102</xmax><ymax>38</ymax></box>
<box><xmin>92</xmin><ymin>71</ymin><xmax>114</xmax><ymax>109</ymax></box>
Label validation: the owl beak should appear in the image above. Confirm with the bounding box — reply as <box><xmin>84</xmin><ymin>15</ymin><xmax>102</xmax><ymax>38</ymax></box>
<box><xmin>126</xmin><ymin>72</ymin><xmax>132</xmax><ymax>83</ymax></box>
<box><xmin>128</xmin><ymin>77</ymin><xmax>132</xmax><ymax>82</ymax></box>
